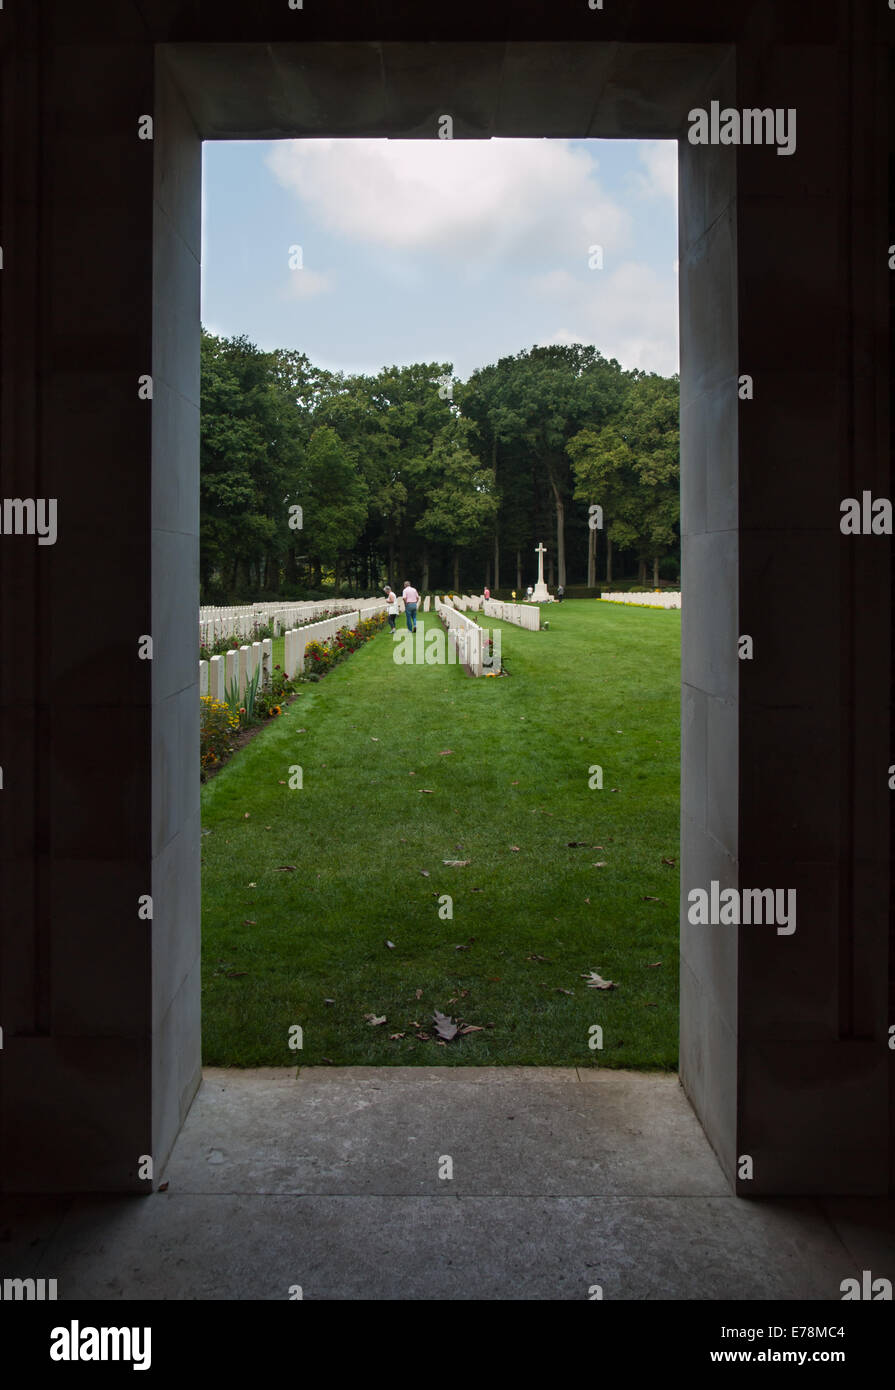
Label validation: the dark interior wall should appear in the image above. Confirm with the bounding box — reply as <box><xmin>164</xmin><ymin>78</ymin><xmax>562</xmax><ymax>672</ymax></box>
<box><xmin>1</xmin><ymin>1</ymin><xmax>891</xmax><ymax>1196</ymax></box>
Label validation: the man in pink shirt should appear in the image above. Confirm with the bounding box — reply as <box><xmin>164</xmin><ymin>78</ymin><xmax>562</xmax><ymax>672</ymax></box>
<box><xmin>402</xmin><ymin>581</ymin><xmax>419</xmax><ymax>632</ymax></box>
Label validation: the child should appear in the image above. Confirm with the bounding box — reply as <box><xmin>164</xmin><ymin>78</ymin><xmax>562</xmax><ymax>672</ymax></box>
<box><xmin>386</xmin><ymin>589</ymin><xmax>398</xmax><ymax>631</ymax></box>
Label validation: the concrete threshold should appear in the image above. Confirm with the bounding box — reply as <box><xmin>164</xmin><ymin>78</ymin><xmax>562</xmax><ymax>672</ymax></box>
<box><xmin>2</xmin><ymin>1067</ymin><xmax>892</xmax><ymax>1299</ymax></box>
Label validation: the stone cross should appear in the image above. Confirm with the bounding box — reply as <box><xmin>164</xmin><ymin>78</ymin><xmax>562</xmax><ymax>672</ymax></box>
<box><xmin>531</xmin><ymin>542</ymin><xmax>550</xmax><ymax>601</ymax></box>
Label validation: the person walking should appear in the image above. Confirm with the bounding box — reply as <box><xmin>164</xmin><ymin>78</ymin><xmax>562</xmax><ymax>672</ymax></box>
<box><xmin>557</xmin><ymin>584</ymin><xmax>564</xmax><ymax>602</ymax></box>
<box><xmin>386</xmin><ymin>587</ymin><xmax>399</xmax><ymax>632</ymax></box>
<box><xmin>402</xmin><ymin>579</ymin><xmax>419</xmax><ymax>632</ymax></box>
<box><xmin>483</xmin><ymin>586</ymin><xmax>491</xmax><ymax>601</ymax></box>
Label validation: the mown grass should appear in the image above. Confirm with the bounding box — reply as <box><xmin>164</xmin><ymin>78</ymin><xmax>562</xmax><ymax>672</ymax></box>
<box><xmin>201</xmin><ymin>600</ymin><xmax>680</xmax><ymax>1068</ymax></box>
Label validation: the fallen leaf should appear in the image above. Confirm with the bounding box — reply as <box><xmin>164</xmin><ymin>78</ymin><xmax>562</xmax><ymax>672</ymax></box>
<box><xmin>321</xmin><ymin>1057</ymin><xmax>334</xmax><ymax>1064</ymax></box>
<box><xmin>526</xmin><ymin>953</ymin><xmax>552</xmax><ymax>962</ymax></box>
<box><xmin>593</xmin><ymin>861</ymin><xmax>607</xmax><ymax>868</ymax></box>
<box><xmin>364</xmin><ymin>1014</ymin><xmax>387</xmax><ymax>1026</ymax></box>
<box><xmin>242</xmin><ymin>919</ymin><xmax>256</xmax><ymax>926</ymax></box>
<box><xmin>244</xmin><ymin>813</ymin><xmax>250</xmax><ymax>819</ymax></box>
<box><xmin>414</xmin><ymin>988</ymin><xmax>423</xmax><ymax>999</ymax></box>
<box><xmin>645</xmin><ymin>1002</ymin><xmax>658</xmax><ymax>1008</ymax></box>
<box><xmin>455</xmin><ymin>943</ymin><xmax>471</xmax><ymax>952</ymax></box>
<box><xmin>371</xmin><ymin>737</ymin><xmax>379</xmax><ymax>741</ymax></box>
<box><xmin>662</xmin><ymin>857</ymin><xmax>676</xmax><ymax>866</ymax></box>
<box><xmin>592</xmin><ymin>845</ymin><xmax>605</xmax><ymax>850</ymax></box>
<box><xmin>324</xmin><ymin>998</ymin><xmax>335</xmax><ymax>1005</ymax></box>
<box><xmin>642</xmin><ymin>896</ymin><xmax>665</xmax><ymax>903</ymax></box>
<box><xmin>555</xmin><ymin>988</ymin><xmax>574</xmax><ymax>996</ymax></box>
<box><xmin>420</xmin><ymin>870</ymin><xmax>430</xmax><ymax>877</ymax></box>
<box><xmin>389</xmin><ymin>1032</ymin><xmax>406</xmax><ymax>1040</ymax></box>
<box><xmin>385</xmin><ymin>940</ymin><xmax>396</xmax><ymax>949</ymax></box>
<box><xmin>432</xmin><ymin>1010</ymin><xmax>459</xmax><ymax>1041</ymax></box>
<box><xmin>275</xmin><ymin>865</ymin><xmax>296</xmax><ymax>872</ymax></box>
<box><xmin>459</xmin><ymin>1024</ymin><xmax>484</xmax><ymax>1035</ymax></box>
<box><xmin>265</xmin><ymin>826</ymin><xmax>271</xmax><ymax>830</ymax></box>
<box><xmin>581</xmin><ymin>971</ymin><xmax>617</xmax><ymax>990</ymax></box>
<box><xmin>415</xmin><ymin>1031</ymin><xmax>431</xmax><ymax>1041</ymax></box>
<box><xmin>510</xmin><ymin>845</ymin><xmax>521</xmax><ymax>852</ymax></box>
<box><xmin>158</xmin><ymin>1181</ymin><xmax>169</xmax><ymax>1192</ymax></box>
<box><xmin>420</xmin><ymin>789</ymin><xmax>435</xmax><ymax>794</ymax></box>
<box><xmin>487</xmin><ymin>976</ymin><xmax>501</xmax><ymax>983</ymax></box>
<box><xmin>443</xmin><ymin>859</ymin><xmax>471</xmax><ymax>867</ymax></box>
<box><xmin>278</xmin><ymin>780</ymin><xmax>286</xmax><ymax>785</ymax></box>
<box><xmin>584</xmin><ymin>897</ymin><xmax>591</xmax><ymax>904</ymax></box>
<box><xmin>511</xmin><ymin>780</ymin><xmax>519</xmax><ymax>785</ymax></box>
<box><xmin>248</xmin><ymin>882</ymin><xmax>256</xmax><ymax>888</ymax></box>
<box><xmin>647</xmin><ymin>961</ymin><xmax>663</xmax><ymax>968</ymax></box>
<box><xmin>567</xmin><ymin>841</ymin><xmax>589</xmax><ymax>847</ymax></box>
<box><xmin>439</xmin><ymin>750</ymin><xmax>454</xmax><ymax>756</ymax></box>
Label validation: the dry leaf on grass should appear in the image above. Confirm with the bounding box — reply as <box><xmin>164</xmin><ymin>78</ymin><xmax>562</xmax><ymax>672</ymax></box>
<box><xmin>593</xmin><ymin>861</ymin><xmax>607</xmax><ymax>868</ymax></box>
<box><xmin>439</xmin><ymin>750</ymin><xmax>454</xmax><ymax>756</ymax></box>
<box><xmin>420</xmin><ymin>789</ymin><xmax>435</xmax><ymax>794</ymax></box>
<box><xmin>414</xmin><ymin>988</ymin><xmax>423</xmax><ymax>999</ymax></box>
<box><xmin>324</xmin><ymin>998</ymin><xmax>335</xmax><ymax>1005</ymax></box>
<box><xmin>385</xmin><ymin>940</ymin><xmax>395</xmax><ymax>949</ymax></box>
<box><xmin>581</xmin><ymin>971</ymin><xmax>617</xmax><ymax>990</ymax></box>
<box><xmin>275</xmin><ymin>865</ymin><xmax>296</xmax><ymax>872</ymax></box>
<box><xmin>432</xmin><ymin>1010</ymin><xmax>459</xmax><ymax>1041</ymax></box>
<box><xmin>642</xmin><ymin>896</ymin><xmax>665</xmax><ymax>903</ymax></box>
<box><xmin>567</xmin><ymin>841</ymin><xmax>590</xmax><ymax>847</ymax></box>
<box><xmin>242</xmin><ymin>919</ymin><xmax>256</xmax><ymax>926</ymax></box>
<box><xmin>647</xmin><ymin>961</ymin><xmax>663</xmax><ymax>968</ymax></box>
<box><xmin>420</xmin><ymin>870</ymin><xmax>430</xmax><ymax>877</ymax></box>
<box><xmin>662</xmin><ymin>857</ymin><xmax>676</xmax><ymax>866</ymax></box>
<box><xmin>510</xmin><ymin>845</ymin><xmax>521</xmax><ymax>852</ymax></box>
<box><xmin>364</xmin><ymin>1013</ymin><xmax>387</xmax><ymax>1026</ymax></box>
<box><xmin>389</xmin><ymin>1032</ymin><xmax>406</xmax><ymax>1040</ymax></box>
<box><xmin>443</xmin><ymin>859</ymin><xmax>471</xmax><ymax>867</ymax></box>
<box><xmin>459</xmin><ymin>1024</ymin><xmax>484</xmax><ymax>1035</ymax></box>
<box><xmin>415</xmin><ymin>1031</ymin><xmax>431</xmax><ymax>1041</ymax></box>
<box><xmin>525</xmin><ymin>953</ymin><xmax>552</xmax><ymax>962</ymax></box>
<box><xmin>556</xmin><ymin>988</ymin><xmax>574</xmax><ymax>996</ymax></box>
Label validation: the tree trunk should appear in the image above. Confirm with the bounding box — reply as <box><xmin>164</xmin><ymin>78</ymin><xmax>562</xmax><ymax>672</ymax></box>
<box><xmin>638</xmin><ymin>556</ymin><xmax>647</xmax><ymax>585</ymax></box>
<box><xmin>606</xmin><ymin>535</ymin><xmax>612</xmax><ymax>585</ymax></box>
<box><xmin>587</xmin><ymin>521</ymin><xmax>596</xmax><ymax>588</ymax></box>
<box><xmin>485</xmin><ymin>557</ymin><xmax>491</xmax><ymax>589</ymax></box>
<box><xmin>493</xmin><ymin>529</ymin><xmax>500</xmax><ymax>591</ymax></box>
<box><xmin>516</xmin><ymin>549</ymin><xmax>522</xmax><ymax>592</ymax></box>
<box><xmin>653</xmin><ymin>555</ymin><xmax>660</xmax><ymax>586</ymax></box>
<box><xmin>453</xmin><ymin>550</ymin><xmax>460</xmax><ymax>591</ymax></box>
<box><xmin>335</xmin><ymin>557</ymin><xmax>342</xmax><ymax>594</ymax></box>
<box><xmin>422</xmin><ymin>544</ymin><xmax>430</xmax><ymax>593</ymax></box>
<box><xmin>550</xmin><ymin>479</ymin><xmax>566</xmax><ymax>589</ymax></box>
<box><xmin>547</xmin><ymin>547</ymin><xmax>554</xmax><ymax>587</ymax></box>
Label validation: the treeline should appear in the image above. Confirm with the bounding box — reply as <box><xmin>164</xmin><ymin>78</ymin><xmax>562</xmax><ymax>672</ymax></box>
<box><xmin>200</xmin><ymin>329</ymin><xmax>679</xmax><ymax>603</ymax></box>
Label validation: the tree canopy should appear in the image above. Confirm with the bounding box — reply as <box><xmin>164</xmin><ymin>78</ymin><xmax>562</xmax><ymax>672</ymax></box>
<box><xmin>199</xmin><ymin>327</ymin><xmax>680</xmax><ymax>601</ymax></box>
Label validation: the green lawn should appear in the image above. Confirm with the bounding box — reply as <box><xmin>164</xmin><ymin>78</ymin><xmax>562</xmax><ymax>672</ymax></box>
<box><xmin>200</xmin><ymin>599</ymin><xmax>681</xmax><ymax>1068</ymax></box>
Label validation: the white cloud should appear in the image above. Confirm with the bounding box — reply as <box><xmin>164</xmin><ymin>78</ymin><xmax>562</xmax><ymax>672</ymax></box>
<box><xmin>626</xmin><ymin>140</ymin><xmax>679</xmax><ymax>205</ymax></box>
<box><xmin>534</xmin><ymin>260</ymin><xmax>679</xmax><ymax>375</ymax></box>
<box><xmin>266</xmin><ymin>138</ymin><xmax>632</xmax><ymax>266</ymax></box>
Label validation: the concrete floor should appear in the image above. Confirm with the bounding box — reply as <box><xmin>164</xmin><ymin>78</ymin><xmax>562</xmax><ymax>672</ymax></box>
<box><xmin>2</xmin><ymin>1068</ymin><xmax>893</xmax><ymax>1300</ymax></box>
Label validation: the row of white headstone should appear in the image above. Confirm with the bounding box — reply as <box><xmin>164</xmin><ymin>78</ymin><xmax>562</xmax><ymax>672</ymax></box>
<box><xmin>199</xmin><ymin>606</ymin><xmax>388</xmax><ymax>700</ymax></box>
<box><xmin>600</xmin><ymin>591</ymin><xmax>682</xmax><ymax>609</ymax></box>
<box><xmin>199</xmin><ymin>639</ymin><xmax>273</xmax><ymax>703</ymax></box>
<box><xmin>199</xmin><ymin>595</ymin><xmax>388</xmax><ymax>646</ymax></box>
<box><xmin>481</xmin><ymin>597</ymin><xmax>540</xmax><ymax>631</ymax></box>
<box><xmin>283</xmin><ymin>612</ymin><xmax>360</xmax><ymax>677</ymax></box>
<box><xmin>434</xmin><ymin>596</ymin><xmax>486</xmax><ymax>676</ymax></box>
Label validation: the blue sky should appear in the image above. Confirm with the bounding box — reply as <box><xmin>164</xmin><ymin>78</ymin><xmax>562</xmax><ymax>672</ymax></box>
<box><xmin>201</xmin><ymin>138</ymin><xmax>679</xmax><ymax>383</ymax></box>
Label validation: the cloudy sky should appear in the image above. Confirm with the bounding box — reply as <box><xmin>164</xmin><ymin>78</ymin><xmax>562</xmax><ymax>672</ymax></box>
<box><xmin>201</xmin><ymin>138</ymin><xmax>679</xmax><ymax>382</ymax></box>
